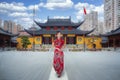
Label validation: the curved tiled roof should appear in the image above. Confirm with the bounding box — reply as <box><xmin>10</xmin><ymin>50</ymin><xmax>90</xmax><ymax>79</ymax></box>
<box><xmin>24</xmin><ymin>28</ymin><xmax>95</xmax><ymax>36</ymax></box>
<box><xmin>0</xmin><ymin>28</ymin><xmax>19</xmax><ymax>37</ymax></box>
<box><xmin>104</xmin><ymin>27</ymin><xmax>120</xmax><ymax>36</ymax></box>
<box><xmin>34</xmin><ymin>18</ymin><xmax>84</xmax><ymax>28</ymax></box>
<box><xmin>25</xmin><ymin>18</ymin><xmax>94</xmax><ymax>36</ymax></box>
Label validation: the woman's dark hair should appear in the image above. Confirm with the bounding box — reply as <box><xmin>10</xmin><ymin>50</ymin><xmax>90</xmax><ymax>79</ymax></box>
<box><xmin>56</xmin><ymin>31</ymin><xmax>62</xmax><ymax>35</ymax></box>
<box><xmin>55</xmin><ymin>31</ymin><xmax>62</xmax><ymax>39</ymax></box>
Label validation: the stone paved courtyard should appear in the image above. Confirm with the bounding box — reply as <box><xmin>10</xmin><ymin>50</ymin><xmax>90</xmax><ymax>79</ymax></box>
<box><xmin>0</xmin><ymin>51</ymin><xmax>120</xmax><ymax>80</ymax></box>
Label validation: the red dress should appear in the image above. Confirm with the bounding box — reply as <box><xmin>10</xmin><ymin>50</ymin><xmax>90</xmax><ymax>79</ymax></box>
<box><xmin>53</xmin><ymin>38</ymin><xmax>64</xmax><ymax>77</ymax></box>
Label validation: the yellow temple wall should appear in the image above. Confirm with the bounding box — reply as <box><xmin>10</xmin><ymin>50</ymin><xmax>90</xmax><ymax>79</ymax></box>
<box><xmin>17</xmin><ymin>36</ymin><xmax>102</xmax><ymax>50</ymax></box>
<box><xmin>17</xmin><ymin>36</ymin><xmax>42</xmax><ymax>49</ymax></box>
<box><xmin>76</xmin><ymin>36</ymin><xmax>102</xmax><ymax>49</ymax></box>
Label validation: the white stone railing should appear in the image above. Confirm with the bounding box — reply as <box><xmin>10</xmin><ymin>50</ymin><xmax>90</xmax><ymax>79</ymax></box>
<box><xmin>102</xmin><ymin>47</ymin><xmax>120</xmax><ymax>51</ymax></box>
<box><xmin>0</xmin><ymin>47</ymin><xmax>17</xmax><ymax>51</ymax></box>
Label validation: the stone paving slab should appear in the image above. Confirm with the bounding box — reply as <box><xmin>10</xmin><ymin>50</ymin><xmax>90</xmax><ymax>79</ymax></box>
<box><xmin>0</xmin><ymin>51</ymin><xmax>120</xmax><ymax>80</ymax></box>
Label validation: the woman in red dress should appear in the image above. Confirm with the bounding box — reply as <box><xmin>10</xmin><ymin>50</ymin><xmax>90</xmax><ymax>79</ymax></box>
<box><xmin>52</xmin><ymin>31</ymin><xmax>65</xmax><ymax>77</ymax></box>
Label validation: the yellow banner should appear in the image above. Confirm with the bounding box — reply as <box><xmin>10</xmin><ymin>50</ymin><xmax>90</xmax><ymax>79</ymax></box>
<box><xmin>43</xmin><ymin>34</ymin><xmax>51</xmax><ymax>37</ymax></box>
<box><xmin>67</xmin><ymin>34</ymin><xmax>75</xmax><ymax>37</ymax></box>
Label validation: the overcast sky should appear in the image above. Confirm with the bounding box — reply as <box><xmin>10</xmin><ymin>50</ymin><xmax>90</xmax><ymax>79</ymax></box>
<box><xmin>0</xmin><ymin>0</ymin><xmax>103</xmax><ymax>28</ymax></box>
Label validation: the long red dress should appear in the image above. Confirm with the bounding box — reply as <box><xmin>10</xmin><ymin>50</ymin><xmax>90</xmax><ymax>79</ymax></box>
<box><xmin>53</xmin><ymin>38</ymin><xmax>64</xmax><ymax>77</ymax></box>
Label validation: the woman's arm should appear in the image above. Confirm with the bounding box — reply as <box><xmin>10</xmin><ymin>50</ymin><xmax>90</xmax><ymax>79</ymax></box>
<box><xmin>63</xmin><ymin>43</ymin><xmax>66</xmax><ymax>49</ymax></box>
<box><xmin>52</xmin><ymin>41</ymin><xmax>55</xmax><ymax>49</ymax></box>
<box><xmin>52</xmin><ymin>41</ymin><xmax>61</xmax><ymax>51</ymax></box>
<box><xmin>61</xmin><ymin>43</ymin><xmax>66</xmax><ymax>51</ymax></box>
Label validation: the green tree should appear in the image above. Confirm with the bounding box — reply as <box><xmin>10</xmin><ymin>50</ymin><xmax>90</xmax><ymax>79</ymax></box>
<box><xmin>21</xmin><ymin>36</ymin><xmax>31</xmax><ymax>50</ymax></box>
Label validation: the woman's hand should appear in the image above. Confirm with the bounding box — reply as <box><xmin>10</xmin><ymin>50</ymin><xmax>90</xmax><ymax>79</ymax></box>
<box><xmin>61</xmin><ymin>44</ymin><xmax>65</xmax><ymax>51</ymax></box>
<box><xmin>55</xmin><ymin>48</ymin><xmax>60</xmax><ymax>51</ymax></box>
<box><xmin>60</xmin><ymin>48</ymin><xmax>64</xmax><ymax>51</ymax></box>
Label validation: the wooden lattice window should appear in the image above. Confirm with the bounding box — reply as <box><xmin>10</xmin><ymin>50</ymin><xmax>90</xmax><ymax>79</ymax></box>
<box><xmin>68</xmin><ymin>26</ymin><xmax>72</xmax><ymax>30</ymax></box>
<box><xmin>54</xmin><ymin>26</ymin><xmax>58</xmax><ymax>30</ymax></box>
<box><xmin>61</xmin><ymin>26</ymin><xmax>65</xmax><ymax>30</ymax></box>
<box><xmin>46</xmin><ymin>26</ymin><xmax>50</xmax><ymax>30</ymax></box>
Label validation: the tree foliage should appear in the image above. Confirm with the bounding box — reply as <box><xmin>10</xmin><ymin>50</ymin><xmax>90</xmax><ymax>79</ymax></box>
<box><xmin>21</xmin><ymin>36</ymin><xmax>31</xmax><ymax>50</ymax></box>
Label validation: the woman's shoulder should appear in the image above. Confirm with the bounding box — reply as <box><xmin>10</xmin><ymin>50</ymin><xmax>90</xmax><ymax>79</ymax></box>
<box><xmin>53</xmin><ymin>39</ymin><xmax>57</xmax><ymax>42</ymax></box>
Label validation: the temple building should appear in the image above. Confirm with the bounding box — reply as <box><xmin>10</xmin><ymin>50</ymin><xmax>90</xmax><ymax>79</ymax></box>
<box><xmin>102</xmin><ymin>27</ymin><xmax>120</xmax><ymax>49</ymax></box>
<box><xmin>17</xmin><ymin>17</ymin><xmax>102</xmax><ymax>50</ymax></box>
<box><xmin>0</xmin><ymin>28</ymin><xmax>18</xmax><ymax>49</ymax></box>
